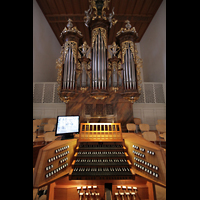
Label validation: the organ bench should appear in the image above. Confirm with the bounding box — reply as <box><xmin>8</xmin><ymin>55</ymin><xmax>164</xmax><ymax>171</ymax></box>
<box><xmin>33</xmin><ymin>123</ymin><xmax>166</xmax><ymax>200</ymax></box>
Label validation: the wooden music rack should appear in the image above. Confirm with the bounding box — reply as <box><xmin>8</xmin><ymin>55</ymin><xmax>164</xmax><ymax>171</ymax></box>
<box><xmin>78</xmin><ymin>123</ymin><xmax>123</xmax><ymax>142</ymax></box>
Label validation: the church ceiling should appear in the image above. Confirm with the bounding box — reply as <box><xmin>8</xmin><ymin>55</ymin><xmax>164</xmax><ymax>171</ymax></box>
<box><xmin>36</xmin><ymin>0</ymin><xmax>163</xmax><ymax>45</ymax></box>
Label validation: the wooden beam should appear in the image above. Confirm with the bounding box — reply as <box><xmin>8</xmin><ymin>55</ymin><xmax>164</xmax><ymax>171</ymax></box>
<box><xmin>46</xmin><ymin>14</ymin><xmax>152</xmax><ymax>23</ymax></box>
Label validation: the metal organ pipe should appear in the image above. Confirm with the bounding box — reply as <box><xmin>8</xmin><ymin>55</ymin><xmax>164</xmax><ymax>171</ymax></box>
<box><xmin>131</xmin><ymin>53</ymin><xmax>136</xmax><ymax>90</ymax></box>
<box><xmin>91</xmin><ymin>28</ymin><xmax>107</xmax><ymax>90</ymax></box>
<box><xmin>101</xmin><ymin>31</ymin><xmax>104</xmax><ymax>89</ymax></box>
<box><xmin>122</xmin><ymin>45</ymin><xmax>137</xmax><ymax>90</ymax></box>
<box><xmin>70</xmin><ymin>48</ymin><xmax>74</xmax><ymax>89</ymax></box>
<box><xmin>95</xmin><ymin>35</ymin><xmax>98</xmax><ymax>89</ymax></box>
<box><xmin>104</xmin><ymin>44</ymin><xmax>106</xmax><ymax>89</ymax></box>
<box><xmin>92</xmin><ymin>44</ymin><xmax>95</xmax><ymax>89</ymax></box>
<box><xmin>63</xmin><ymin>52</ymin><xmax>68</xmax><ymax>89</ymax></box>
<box><xmin>67</xmin><ymin>47</ymin><xmax>71</xmax><ymax>89</ymax></box>
<box><xmin>98</xmin><ymin>32</ymin><xmax>101</xmax><ymax>89</ymax></box>
<box><xmin>73</xmin><ymin>57</ymin><xmax>76</xmax><ymax>89</ymax></box>
<box><xmin>123</xmin><ymin>62</ymin><xmax>126</xmax><ymax>90</ymax></box>
<box><xmin>125</xmin><ymin>49</ymin><xmax>129</xmax><ymax>89</ymax></box>
<box><xmin>128</xmin><ymin>45</ymin><xmax>132</xmax><ymax>89</ymax></box>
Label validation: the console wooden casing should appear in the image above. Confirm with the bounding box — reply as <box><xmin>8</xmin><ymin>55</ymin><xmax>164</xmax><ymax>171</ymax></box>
<box><xmin>33</xmin><ymin>139</ymin><xmax>77</xmax><ymax>188</ymax></box>
<box><xmin>123</xmin><ymin>133</ymin><xmax>166</xmax><ymax>187</ymax></box>
<box><xmin>33</xmin><ymin>123</ymin><xmax>166</xmax><ymax>194</ymax></box>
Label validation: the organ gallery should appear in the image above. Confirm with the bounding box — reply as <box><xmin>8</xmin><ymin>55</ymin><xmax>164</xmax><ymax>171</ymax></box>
<box><xmin>33</xmin><ymin>1</ymin><xmax>166</xmax><ymax>200</ymax></box>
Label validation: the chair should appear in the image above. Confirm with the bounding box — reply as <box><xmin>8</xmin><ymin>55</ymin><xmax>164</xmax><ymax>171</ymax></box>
<box><xmin>33</xmin><ymin>119</ymin><xmax>42</xmax><ymax>127</ymax></box>
<box><xmin>33</xmin><ymin>125</ymin><xmax>38</xmax><ymax>133</ymax></box>
<box><xmin>133</xmin><ymin>118</ymin><xmax>141</xmax><ymax>133</ymax></box>
<box><xmin>142</xmin><ymin>132</ymin><xmax>157</xmax><ymax>143</ymax></box>
<box><xmin>44</xmin><ymin>124</ymin><xmax>55</xmax><ymax>133</ymax></box>
<box><xmin>156</xmin><ymin>124</ymin><xmax>166</xmax><ymax>138</ymax></box>
<box><xmin>139</xmin><ymin>124</ymin><xmax>150</xmax><ymax>133</ymax></box>
<box><xmin>33</xmin><ymin>132</ymin><xmax>37</xmax><ymax>142</ymax></box>
<box><xmin>126</xmin><ymin>123</ymin><xmax>136</xmax><ymax>133</ymax></box>
<box><xmin>48</xmin><ymin>118</ymin><xmax>57</xmax><ymax>125</ymax></box>
<box><xmin>157</xmin><ymin>119</ymin><xmax>166</xmax><ymax>125</ymax></box>
<box><xmin>163</xmin><ymin>132</ymin><xmax>166</xmax><ymax>141</ymax></box>
<box><xmin>44</xmin><ymin>132</ymin><xmax>57</xmax><ymax>144</ymax></box>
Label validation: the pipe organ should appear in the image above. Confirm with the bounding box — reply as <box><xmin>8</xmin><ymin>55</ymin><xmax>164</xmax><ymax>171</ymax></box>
<box><xmin>56</xmin><ymin>0</ymin><xmax>142</xmax><ymax>104</ymax></box>
<box><xmin>33</xmin><ymin>1</ymin><xmax>165</xmax><ymax>199</ymax></box>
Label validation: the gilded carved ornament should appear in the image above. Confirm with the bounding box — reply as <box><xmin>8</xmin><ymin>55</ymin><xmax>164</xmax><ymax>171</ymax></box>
<box><xmin>92</xmin><ymin>27</ymin><xmax>107</xmax><ymax>48</ymax></box>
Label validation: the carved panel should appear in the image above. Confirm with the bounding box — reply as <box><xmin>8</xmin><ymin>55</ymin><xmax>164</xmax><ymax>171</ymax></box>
<box><xmin>106</xmin><ymin>104</ymin><xmax>114</xmax><ymax>115</ymax></box>
<box><xmin>85</xmin><ymin>104</ymin><xmax>93</xmax><ymax>115</ymax></box>
<box><xmin>96</xmin><ymin>104</ymin><xmax>103</xmax><ymax>116</ymax></box>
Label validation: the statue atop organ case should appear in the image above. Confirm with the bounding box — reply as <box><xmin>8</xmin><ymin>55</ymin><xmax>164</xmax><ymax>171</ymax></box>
<box><xmin>56</xmin><ymin>0</ymin><xmax>143</xmax><ymax>103</ymax></box>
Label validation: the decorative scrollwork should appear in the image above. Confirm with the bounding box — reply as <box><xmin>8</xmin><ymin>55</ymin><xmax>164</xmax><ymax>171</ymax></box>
<box><xmin>64</xmin><ymin>41</ymin><xmax>77</xmax><ymax>63</ymax></box>
<box><xmin>92</xmin><ymin>27</ymin><xmax>107</xmax><ymax>48</ymax></box>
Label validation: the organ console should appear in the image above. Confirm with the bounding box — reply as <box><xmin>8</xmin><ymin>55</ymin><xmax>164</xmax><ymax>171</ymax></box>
<box><xmin>33</xmin><ymin>123</ymin><xmax>166</xmax><ymax>200</ymax></box>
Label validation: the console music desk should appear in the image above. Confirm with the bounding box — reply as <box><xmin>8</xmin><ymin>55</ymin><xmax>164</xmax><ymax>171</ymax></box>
<box><xmin>33</xmin><ymin>123</ymin><xmax>166</xmax><ymax>200</ymax></box>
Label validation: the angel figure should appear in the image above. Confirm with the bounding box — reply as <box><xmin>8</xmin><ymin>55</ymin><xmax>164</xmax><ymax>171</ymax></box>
<box><xmin>84</xmin><ymin>5</ymin><xmax>92</xmax><ymax>27</ymax></box>
<box><xmin>79</xmin><ymin>41</ymin><xmax>90</xmax><ymax>57</ymax></box>
<box><xmin>109</xmin><ymin>42</ymin><xmax>120</xmax><ymax>57</ymax></box>
<box><xmin>107</xmin><ymin>7</ymin><xmax>118</xmax><ymax>28</ymax></box>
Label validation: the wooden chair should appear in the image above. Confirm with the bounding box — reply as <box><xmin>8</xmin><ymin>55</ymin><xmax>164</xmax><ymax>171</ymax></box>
<box><xmin>44</xmin><ymin>132</ymin><xmax>57</xmax><ymax>144</ymax></box>
<box><xmin>163</xmin><ymin>132</ymin><xmax>166</xmax><ymax>141</ymax></box>
<box><xmin>133</xmin><ymin>118</ymin><xmax>141</xmax><ymax>133</ymax></box>
<box><xmin>44</xmin><ymin>124</ymin><xmax>55</xmax><ymax>133</ymax></box>
<box><xmin>139</xmin><ymin>124</ymin><xmax>150</xmax><ymax>133</ymax></box>
<box><xmin>33</xmin><ymin>119</ymin><xmax>42</xmax><ymax>127</ymax></box>
<box><xmin>48</xmin><ymin>118</ymin><xmax>57</xmax><ymax>125</ymax></box>
<box><xmin>126</xmin><ymin>123</ymin><xmax>136</xmax><ymax>133</ymax></box>
<box><xmin>33</xmin><ymin>132</ymin><xmax>37</xmax><ymax>142</ymax></box>
<box><xmin>142</xmin><ymin>132</ymin><xmax>157</xmax><ymax>143</ymax></box>
<box><xmin>156</xmin><ymin>124</ymin><xmax>166</xmax><ymax>137</ymax></box>
<box><xmin>33</xmin><ymin>125</ymin><xmax>38</xmax><ymax>133</ymax></box>
<box><xmin>157</xmin><ymin>119</ymin><xmax>166</xmax><ymax>125</ymax></box>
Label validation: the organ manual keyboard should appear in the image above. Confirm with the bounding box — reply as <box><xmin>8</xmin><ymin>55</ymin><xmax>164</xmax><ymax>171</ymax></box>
<box><xmin>33</xmin><ymin>123</ymin><xmax>166</xmax><ymax>200</ymax></box>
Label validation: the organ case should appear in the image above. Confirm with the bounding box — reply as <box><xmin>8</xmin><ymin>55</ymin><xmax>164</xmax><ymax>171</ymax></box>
<box><xmin>56</xmin><ymin>0</ymin><xmax>143</xmax><ymax>104</ymax></box>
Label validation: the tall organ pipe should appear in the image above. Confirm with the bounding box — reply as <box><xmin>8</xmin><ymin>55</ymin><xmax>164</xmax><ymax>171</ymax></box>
<box><xmin>102</xmin><ymin>42</ymin><xmax>104</xmax><ymax>89</ymax></box>
<box><xmin>125</xmin><ymin>49</ymin><xmax>129</xmax><ymax>89</ymax></box>
<box><xmin>95</xmin><ymin>35</ymin><xmax>98</xmax><ymax>89</ymax></box>
<box><xmin>123</xmin><ymin>62</ymin><xmax>126</xmax><ymax>90</ymax></box>
<box><xmin>131</xmin><ymin>53</ymin><xmax>136</xmax><ymax>89</ymax></box>
<box><xmin>101</xmin><ymin>32</ymin><xmax>104</xmax><ymax>89</ymax></box>
<box><xmin>73</xmin><ymin>58</ymin><xmax>76</xmax><ymax>89</ymax></box>
<box><xmin>63</xmin><ymin>52</ymin><xmax>68</xmax><ymax>89</ymax></box>
<box><xmin>67</xmin><ymin>47</ymin><xmax>71</xmax><ymax>89</ymax></box>
<box><xmin>104</xmin><ymin>44</ymin><xmax>106</xmax><ymax>89</ymax></box>
<box><xmin>128</xmin><ymin>46</ymin><xmax>132</xmax><ymax>89</ymax></box>
<box><xmin>70</xmin><ymin>49</ymin><xmax>74</xmax><ymax>89</ymax></box>
<box><xmin>92</xmin><ymin>44</ymin><xmax>95</xmax><ymax>89</ymax></box>
<box><xmin>98</xmin><ymin>32</ymin><xmax>101</xmax><ymax>89</ymax></box>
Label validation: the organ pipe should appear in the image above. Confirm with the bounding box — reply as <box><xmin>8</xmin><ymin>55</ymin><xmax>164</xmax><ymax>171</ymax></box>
<box><xmin>98</xmin><ymin>33</ymin><xmax>101</xmax><ymax>89</ymax></box>
<box><xmin>95</xmin><ymin>35</ymin><xmax>98</xmax><ymax>89</ymax></box>
<box><xmin>104</xmin><ymin>44</ymin><xmax>106</xmax><ymax>89</ymax></box>
<box><xmin>101</xmin><ymin>32</ymin><xmax>104</xmax><ymax>89</ymax></box>
<box><xmin>128</xmin><ymin>46</ymin><xmax>132</xmax><ymax>89</ymax></box>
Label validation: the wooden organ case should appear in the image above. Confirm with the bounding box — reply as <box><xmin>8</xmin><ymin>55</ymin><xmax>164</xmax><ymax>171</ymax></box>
<box><xmin>55</xmin><ymin>0</ymin><xmax>143</xmax><ymax>131</ymax></box>
<box><xmin>33</xmin><ymin>123</ymin><xmax>166</xmax><ymax>200</ymax></box>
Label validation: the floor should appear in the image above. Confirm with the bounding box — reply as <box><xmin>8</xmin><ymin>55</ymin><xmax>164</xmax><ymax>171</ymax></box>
<box><xmin>33</xmin><ymin>130</ymin><xmax>166</xmax><ymax>200</ymax></box>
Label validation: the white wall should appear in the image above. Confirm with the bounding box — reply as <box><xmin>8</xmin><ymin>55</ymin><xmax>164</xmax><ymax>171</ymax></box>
<box><xmin>140</xmin><ymin>0</ymin><xmax>166</xmax><ymax>83</ymax></box>
<box><xmin>33</xmin><ymin>0</ymin><xmax>61</xmax><ymax>82</ymax></box>
<box><xmin>133</xmin><ymin>104</ymin><xmax>166</xmax><ymax>130</ymax></box>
